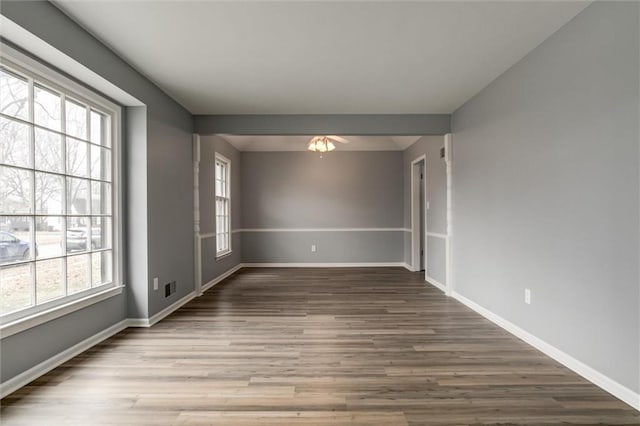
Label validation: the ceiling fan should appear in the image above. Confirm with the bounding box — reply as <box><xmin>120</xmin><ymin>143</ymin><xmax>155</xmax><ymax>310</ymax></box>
<box><xmin>307</xmin><ymin>135</ymin><xmax>350</xmax><ymax>153</ymax></box>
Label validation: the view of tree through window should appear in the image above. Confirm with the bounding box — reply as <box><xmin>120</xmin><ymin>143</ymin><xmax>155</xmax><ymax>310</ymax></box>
<box><xmin>0</xmin><ymin>62</ymin><xmax>116</xmax><ymax>319</ymax></box>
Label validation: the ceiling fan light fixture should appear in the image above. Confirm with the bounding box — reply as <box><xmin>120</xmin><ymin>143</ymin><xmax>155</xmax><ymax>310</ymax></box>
<box><xmin>308</xmin><ymin>135</ymin><xmax>344</xmax><ymax>154</ymax></box>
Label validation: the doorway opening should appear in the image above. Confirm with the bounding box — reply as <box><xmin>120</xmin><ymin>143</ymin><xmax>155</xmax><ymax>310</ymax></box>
<box><xmin>411</xmin><ymin>155</ymin><xmax>427</xmax><ymax>277</ymax></box>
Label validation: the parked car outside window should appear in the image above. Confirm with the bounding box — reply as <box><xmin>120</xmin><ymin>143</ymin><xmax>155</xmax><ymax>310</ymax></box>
<box><xmin>66</xmin><ymin>227</ymin><xmax>102</xmax><ymax>252</ymax></box>
<box><xmin>0</xmin><ymin>232</ymin><xmax>33</xmax><ymax>264</ymax></box>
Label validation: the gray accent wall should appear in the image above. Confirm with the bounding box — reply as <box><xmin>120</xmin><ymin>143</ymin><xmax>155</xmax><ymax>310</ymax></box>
<box><xmin>242</xmin><ymin>231</ymin><xmax>403</xmax><ymax>264</ymax></box>
<box><xmin>242</xmin><ymin>151</ymin><xmax>403</xmax><ymax>228</ymax></box>
<box><xmin>199</xmin><ymin>135</ymin><xmax>242</xmax><ymax>284</ymax></box>
<box><xmin>403</xmin><ymin>136</ymin><xmax>448</xmax><ymax>283</ymax></box>
<box><xmin>1</xmin><ymin>1</ymin><xmax>194</xmax><ymax>382</ymax></box>
<box><xmin>240</xmin><ymin>151</ymin><xmax>404</xmax><ymax>263</ymax></box>
<box><xmin>195</xmin><ymin>114</ymin><xmax>450</xmax><ymax>136</ymax></box>
<box><xmin>451</xmin><ymin>2</ymin><xmax>639</xmax><ymax>392</ymax></box>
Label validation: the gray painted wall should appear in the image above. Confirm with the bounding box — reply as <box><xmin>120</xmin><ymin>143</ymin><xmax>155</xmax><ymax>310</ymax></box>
<box><xmin>0</xmin><ymin>294</ymin><xmax>127</xmax><ymax>382</ymax></box>
<box><xmin>403</xmin><ymin>232</ymin><xmax>412</xmax><ymax>268</ymax></box>
<box><xmin>125</xmin><ymin>106</ymin><xmax>148</xmax><ymax>318</ymax></box>
<box><xmin>242</xmin><ymin>151</ymin><xmax>403</xmax><ymax>228</ymax></box>
<box><xmin>426</xmin><ymin>237</ymin><xmax>446</xmax><ymax>285</ymax></box>
<box><xmin>242</xmin><ymin>231</ymin><xmax>403</xmax><ymax>263</ymax></box>
<box><xmin>199</xmin><ymin>135</ymin><xmax>242</xmax><ymax>284</ymax></box>
<box><xmin>403</xmin><ymin>136</ymin><xmax>448</xmax><ymax>282</ymax></box>
<box><xmin>403</xmin><ymin>136</ymin><xmax>447</xmax><ymax>233</ymax></box>
<box><xmin>451</xmin><ymin>2</ymin><xmax>639</xmax><ymax>392</ymax></box>
<box><xmin>201</xmin><ymin>233</ymin><xmax>242</xmax><ymax>282</ymax></box>
<box><xmin>1</xmin><ymin>1</ymin><xmax>194</xmax><ymax>382</ymax></box>
<box><xmin>145</xmin><ymin>114</ymin><xmax>194</xmax><ymax>316</ymax></box>
<box><xmin>195</xmin><ymin>114</ymin><xmax>450</xmax><ymax>136</ymax></box>
<box><xmin>240</xmin><ymin>151</ymin><xmax>404</xmax><ymax>263</ymax></box>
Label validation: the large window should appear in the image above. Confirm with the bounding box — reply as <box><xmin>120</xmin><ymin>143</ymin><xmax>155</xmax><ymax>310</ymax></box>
<box><xmin>0</xmin><ymin>49</ymin><xmax>120</xmax><ymax>327</ymax></box>
<box><xmin>214</xmin><ymin>153</ymin><xmax>231</xmax><ymax>257</ymax></box>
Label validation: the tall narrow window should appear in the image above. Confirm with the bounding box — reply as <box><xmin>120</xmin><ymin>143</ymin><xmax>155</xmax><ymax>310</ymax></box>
<box><xmin>0</xmin><ymin>49</ymin><xmax>120</xmax><ymax>328</ymax></box>
<box><xmin>214</xmin><ymin>153</ymin><xmax>231</xmax><ymax>257</ymax></box>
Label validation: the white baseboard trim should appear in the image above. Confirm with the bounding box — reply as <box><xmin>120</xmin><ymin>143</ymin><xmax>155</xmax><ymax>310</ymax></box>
<box><xmin>0</xmin><ymin>319</ymin><xmax>129</xmax><ymax>399</ymax></box>
<box><xmin>426</xmin><ymin>232</ymin><xmax>448</xmax><ymax>239</ymax></box>
<box><xmin>241</xmin><ymin>262</ymin><xmax>407</xmax><ymax>268</ymax></box>
<box><xmin>426</xmin><ymin>275</ymin><xmax>446</xmax><ymax>293</ymax></box>
<box><xmin>128</xmin><ymin>291</ymin><xmax>197</xmax><ymax>328</ymax></box>
<box><xmin>202</xmin><ymin>263</ymin><xmax>243</xmax><ymax>293</ymax></box>
<box><xmin>125</xmin><ymin>318</ymin><xmax>150</xmax><ymax>327</ymax></box>
<box><xmin>452</xmin><ymin>291</ymin><xmax>640</xmax><ymax>411</ymax></box>
<box><xmin>402</xmin><ymin>263</ymin><xmax>412</xmax><ymax>271</ymax></box>
<box><xmin>117</xmin><ymin>264</ymin><xmax>247</xmax><ymax>329</ymax></box>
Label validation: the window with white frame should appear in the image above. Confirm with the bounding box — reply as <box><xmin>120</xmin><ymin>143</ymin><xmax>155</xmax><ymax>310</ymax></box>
<box><xmin>0</xmin><ymin>51</ymin><xmax>120</xmax><ymax>325</ymax></box>
<box><xmin>214</xmin><ymin>154</ymin><xmax>231</xmax><ymax>257</ymax></box>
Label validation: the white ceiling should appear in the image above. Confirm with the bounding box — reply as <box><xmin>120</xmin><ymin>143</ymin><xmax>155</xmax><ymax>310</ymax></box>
<box><xmin>220</xmin><ymin>135</ymin><xmax>422</xmax><ymax>151</ymax></box>
<box><xmin>54</xmin><ymin>1</ymin><xmax>588</xmax><ymax>114</ymax></box>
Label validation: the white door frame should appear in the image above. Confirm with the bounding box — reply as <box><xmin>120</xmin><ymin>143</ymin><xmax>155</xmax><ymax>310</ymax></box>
<box><xmin>410</xmin><ymin>155</ymin><xmax>427</xmax><ymax>275</ymax></box>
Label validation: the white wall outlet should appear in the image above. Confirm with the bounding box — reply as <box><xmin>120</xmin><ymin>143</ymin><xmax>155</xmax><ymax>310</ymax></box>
<box><xmin>524</xmin><ymin>288</ymin><xmax>531</xmax><ymax>305</ymax></box>
<box><xmin>426</xmin><ymin>201</ymin><xmax>430</xmax><ymax>210</ymax></box>
<box><xmin>153</xmin><ymin>277</ymin><xmax>159</xmax><ymax>291</ymax></box>
<box><xmin>311</xmin><ymin>244</ymin><xmax>317</xmax><ymax>253</ymax></box>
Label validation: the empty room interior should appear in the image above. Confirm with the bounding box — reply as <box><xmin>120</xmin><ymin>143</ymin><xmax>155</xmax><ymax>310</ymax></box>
<box><xmin>0</xmin><ymin>1</ymin><xmax>639</xmax><ymax>425</ymax></box>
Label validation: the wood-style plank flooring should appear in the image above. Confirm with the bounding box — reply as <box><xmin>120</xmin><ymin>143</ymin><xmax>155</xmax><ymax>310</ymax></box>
<box><xmin>2</xmin><ymin>267</ymin><xmax>638</xmax><ymax>425</ymax></box>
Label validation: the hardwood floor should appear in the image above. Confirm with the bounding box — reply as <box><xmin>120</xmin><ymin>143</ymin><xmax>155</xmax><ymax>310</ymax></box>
<box><xmin>1</xmin><ymin>267</ymin><xmax>638</xmax><ymax>425</ymax></box>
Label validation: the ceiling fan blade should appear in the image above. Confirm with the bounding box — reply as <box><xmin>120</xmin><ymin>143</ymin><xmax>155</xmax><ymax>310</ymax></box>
<box><xmin>327</xmin><ymin>135</ymin><xmax>350</xmax><ymax>144</ymax></box>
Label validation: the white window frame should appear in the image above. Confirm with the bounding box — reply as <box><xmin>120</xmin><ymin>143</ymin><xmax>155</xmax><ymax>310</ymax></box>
<box><xmin>0</xmin><ymin>43</ymin><xmax>123</xmax><ymax>338</ymax></box>
<box><xmin>214</xmin><ymin>153</ymin><xmax>231</xmax><ymax>259</ymax></box>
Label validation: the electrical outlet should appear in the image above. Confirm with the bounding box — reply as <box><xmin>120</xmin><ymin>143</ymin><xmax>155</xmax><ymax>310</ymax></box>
<box><xmin>524</xmin><ymin>288</ymin><xmax>531</xmax><ymax>305</ymax></box>
<box><xmin>153</xmin><ymin>277</ymin><xmax>158</xmax><ymax>291</ymax></box>
<box><xmin>426</xmin><ymin>201</ymin><xmax>430</xmax><ymax>210</ymax></box>
<box><xmin>311</xmin><ymin>244</ymin><xmax>316</xmax><ymax>253</ymax></box>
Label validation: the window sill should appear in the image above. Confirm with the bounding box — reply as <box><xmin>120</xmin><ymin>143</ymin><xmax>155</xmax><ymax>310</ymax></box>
<box><xmin>216</xmin><ymin>250</ymin><xmax>233</xmax><ymax>261</ymax></box>
<box><xmin>0</xmin><ymin>285</ymin><xmax>124</xmax><ymax>339</ymax></box>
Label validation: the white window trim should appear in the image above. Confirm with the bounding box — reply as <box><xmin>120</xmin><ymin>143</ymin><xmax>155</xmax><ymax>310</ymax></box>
<box><xmin>0</xmin><ymin>285</ymin><xmax>124</xmax><ymax>339</ymax></box>
<box><xmin>0</xmin><ymin>42</ymin><xmax>124</xmax><ymax>337</ymax></box>
<box><xmin>214</xmin><ymin>152</ymin><xmax>232</xmax><ymax>259</ymax></box>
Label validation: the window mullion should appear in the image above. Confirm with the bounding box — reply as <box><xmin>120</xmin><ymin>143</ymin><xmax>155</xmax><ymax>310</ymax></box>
<box><xmin>86</xmin><ymin>105</ymin><xmax>92</xmax><ymax>181</ymax></box>
<box><xmin>28</xmin><ymin>76</ymin><xmax>36</xmax><ymax>307</ymax></box>
<box><xmin>60</xmin><ymin>93</ymin><xmax>68</xmax><ymax>297</ymax></box>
